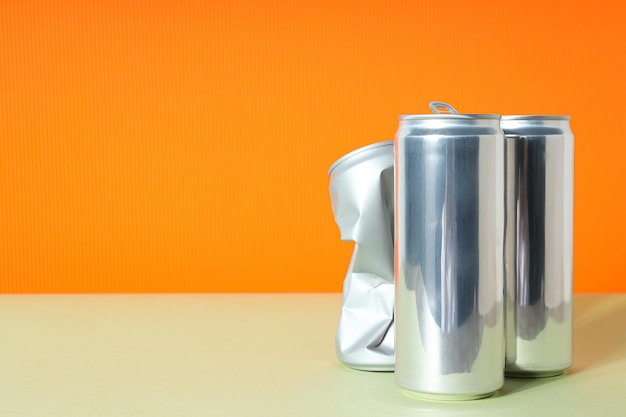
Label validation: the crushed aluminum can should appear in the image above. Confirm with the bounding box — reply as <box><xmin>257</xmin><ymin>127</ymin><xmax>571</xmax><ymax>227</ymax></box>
<box><xmin>328</xmin><ymin>141</ymin><xmax>395</xmax><ymax>371</ymax></box>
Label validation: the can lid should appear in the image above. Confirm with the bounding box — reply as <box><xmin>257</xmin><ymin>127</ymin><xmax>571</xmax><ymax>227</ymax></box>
<box><xmin>399</xmin><ymin>113</ymin><xmax>500</xmax><ymax>120</ymax></box>
<box><xmin>501</xmin><ymin>115</ymin><xmax>572</xmax><ymax>137</ymax></box>
<box><xmin>502</xmin><ymin>115</ymin><xmax>571</xmax><ymax>121</ymax></box>
<box><xmin>401</xmin><ymin>101</ymin><xmax>500</xmax><ymax>120</ymax></box>
<box><xmin>328</xmin><ymin>140</ymin><xmax>393</xmax><ymax>176</ymax></box>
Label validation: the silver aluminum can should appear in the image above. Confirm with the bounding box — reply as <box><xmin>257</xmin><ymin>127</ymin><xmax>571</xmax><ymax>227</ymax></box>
<box><xmin>328</xmin><ymin>141</ymin><xmax>395</xmax><ymax>371</ymax></box>
<box><xmin>395</xmin><ymin>104</ymin><xmax>505</xmax><ymax>400</ymax></box>
<box><xmin>502</xmin><ymin>116</ymin><xmax>574</xmax><ymax>377</ymax></box>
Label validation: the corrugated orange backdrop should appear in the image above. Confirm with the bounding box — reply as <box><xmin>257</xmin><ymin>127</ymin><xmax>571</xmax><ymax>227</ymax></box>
<box><xmin>1</xmin><ymin>0</ymin><xmax>625</xmax><ymax>293</ymax></box>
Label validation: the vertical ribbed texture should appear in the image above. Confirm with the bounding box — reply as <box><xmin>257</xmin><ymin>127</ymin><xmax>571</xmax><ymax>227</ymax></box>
<box><xmin>1</xmin><ymin>0</ymin><xmax>625</xmax><ymax>293</ymax></box>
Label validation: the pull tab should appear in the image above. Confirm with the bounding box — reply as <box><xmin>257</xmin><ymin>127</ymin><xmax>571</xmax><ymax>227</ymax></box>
<box><xmin>429</xmin><ymin>101</ymin><xmax>459</xmax><ymax>114</ymax></box>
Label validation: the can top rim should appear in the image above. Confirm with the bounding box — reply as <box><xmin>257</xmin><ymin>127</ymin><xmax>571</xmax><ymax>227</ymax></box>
<box><xmin>501</xmin><ymin>115</ymin><xmax>571</xmax><ymax>121</ymax></box>
<box><xmin>399</xmin><ymin>114</ymin><xmax>500</xmax><ymax>120</ymax></box>
<box><xmin>328</xmin><ymin>140</ymin><xmax>393</xmax><ymax>176</ymax></box>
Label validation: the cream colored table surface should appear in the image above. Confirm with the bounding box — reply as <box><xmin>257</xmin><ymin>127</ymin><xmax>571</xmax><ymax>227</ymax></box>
<box><xmin>1</xmin><ymin>294</ymin><xmax>625</xmax><ymax>416</ymax></box>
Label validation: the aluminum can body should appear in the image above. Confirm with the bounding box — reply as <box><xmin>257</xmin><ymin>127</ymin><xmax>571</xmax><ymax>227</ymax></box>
<box><xmin>394</xmin><ymin>115</ymin><xmax>505</xmax><ymax>399</ymax></box>
<box><xmin>328</xmin><ymin>141</ymin><xmax>395</xmax><ymax>371</ymax></box>
<box><xmin>502</xmin><ymin>116</ymin><xmax>574</xmax><ymax>377</ymax></box>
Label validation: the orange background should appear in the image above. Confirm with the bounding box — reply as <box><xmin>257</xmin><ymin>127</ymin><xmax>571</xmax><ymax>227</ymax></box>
<box><xmin>1</xmin><ymin>0</ymin><xmax>624</xmax><ymax>293</ymax></box>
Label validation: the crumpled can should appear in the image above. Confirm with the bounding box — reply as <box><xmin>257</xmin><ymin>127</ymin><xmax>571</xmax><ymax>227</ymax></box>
<box><xmin>328</xmin><ymin>141</ymin><xmax>395</xmax><ymax>371</ymax></box>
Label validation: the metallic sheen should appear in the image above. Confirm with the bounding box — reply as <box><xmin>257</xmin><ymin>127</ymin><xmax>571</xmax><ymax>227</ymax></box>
<box><xmin>395</xmin><ymin>114</ymin><xmax>505</xmax><ymax>399</ymax></box>
<box><xmin>328</xmin><ymin>141</ymin><xmax>395</xmax><ymax>371</ymax></box>
<box><xmin>503</xmin><ymin>116</ymin><xmax>574</xmax><ymax>377</ymax></box>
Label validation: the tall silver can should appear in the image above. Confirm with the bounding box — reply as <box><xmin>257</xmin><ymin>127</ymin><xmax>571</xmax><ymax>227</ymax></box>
<box><xmin>502</xmin><ymin>116</ymin><xmax>574</xmax><ymax>377</ymax></box>
<box><xmin>395</xmin><ymin>106</ymin><xmax>505</xmax><ymax>400</ymax></box>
